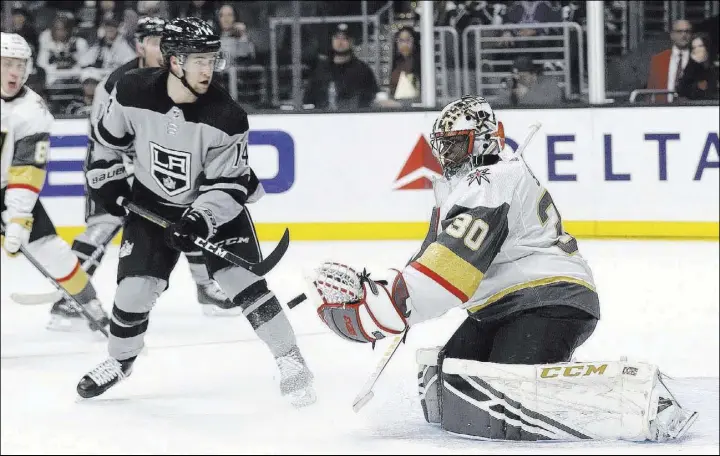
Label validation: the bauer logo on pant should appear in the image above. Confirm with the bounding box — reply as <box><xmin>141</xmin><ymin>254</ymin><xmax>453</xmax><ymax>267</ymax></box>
<box><xmin>150</xmin><ymin>142</ymin><xmax>191</xmax><ymax>197</ymax></box>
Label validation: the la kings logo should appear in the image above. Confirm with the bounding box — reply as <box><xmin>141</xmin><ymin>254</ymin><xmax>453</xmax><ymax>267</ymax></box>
<box><xmin>150</xmin><ymin>142</ymin><xmax>191</xmax><ymax>196</ymax></box>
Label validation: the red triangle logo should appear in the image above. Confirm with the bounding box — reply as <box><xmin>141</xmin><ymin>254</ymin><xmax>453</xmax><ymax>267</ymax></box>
<box><xmin>394</xmin><ymin>136</ymin><xmax>442</xmax><ymax>190</ymax></box>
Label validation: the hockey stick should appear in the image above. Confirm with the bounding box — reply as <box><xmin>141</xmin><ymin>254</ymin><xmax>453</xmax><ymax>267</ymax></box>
<box><xmin>514</xmin><ymin>121</ymin><xmax>542</xmax><ymax>158</ymax></box>
<box><xmin>352</xmin><ymin>329</ymin><xmax>408</xmax><ymax>413</ymax></box>
<box><xmin>119</xmin><ymin>197</ymin><xmax>289</xmax><ymax>276</ymax></box>
<box><xmin>11</xmin><ymin>224</ymin><xmax>122</xmax><ymax>305</ymax></box>
<box><xmin>1</xmin><ymin>225</ymin><xmax>109</xmax><ymax>337</ymax></box>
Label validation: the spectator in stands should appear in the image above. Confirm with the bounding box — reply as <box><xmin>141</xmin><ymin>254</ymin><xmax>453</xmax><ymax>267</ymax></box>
<box><xmin>496</xmin><ymin>54</ymin><xmax>563</xmax><ymax>106</ymax></box>
<box><xmin>505</xmin><ymin>1</ymin><xmax>560</xmax><ymax>36</ymax></box>
<box><xmin>389</xmin><ymin>26</ymin><xmax>421</xmax><ymax>103</ymax></box>
<box><xmin>677</xmin><ymin>33</ymin><xmax>719</xmax><ymax>100</ymax></box>
<box><xmin>96</xmin><ymin>1</ymin><xmax>124</xmax><ymax>27</ymax></box>
<box><xmin>647</xmin><ymin>19</ymin><xmax>693</xmax><ymax>102</ymax></box>
<box><xmin>65</xmin><ymin>67</ymin><xmax>103</xmax><ymax>116</ymax></box>
<box><xmin>303</xmin><ymin>23</ymin><xmax>379</xmax><ymax>110</ymax></box>
<box><xmin>136</xmin><ymin>1</ymin><xmax>169</xmax><ymax>19</ymax></box>
<box><xmin>175</xmin><ymin>0</ymin><xmax>217</xmax><ymax>24</ymax></box>
<box><xmin>217</xmin><ymin>3</ymin><xmax>256</xmax><ymax>64</ymax></box>
<box><xmin>11</xmin><ymin>7</ymin><xmax>39</xmax><ymax>56</ymax></box>
<box><xmin>81</xmin><ymin>18</ymin><xmax>135</xmax><ymax>70</ymax></box>
<box><xmin>37</xmin><ymin>15</ymin><xmax>89</xmax><ymax>84</ymax></box>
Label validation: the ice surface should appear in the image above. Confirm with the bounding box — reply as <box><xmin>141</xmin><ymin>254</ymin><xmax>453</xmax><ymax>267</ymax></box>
<box><xmin>1</xmin><ymin>240</ymin><xmax>718</xmax><ymax>454</ymax></box>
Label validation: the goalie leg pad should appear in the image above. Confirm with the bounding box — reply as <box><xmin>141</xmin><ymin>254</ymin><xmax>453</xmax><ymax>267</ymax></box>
<box><xmin>432</xmin><ymin>358</ymin><xmax>698</xmax><ymax>442</ymax></box>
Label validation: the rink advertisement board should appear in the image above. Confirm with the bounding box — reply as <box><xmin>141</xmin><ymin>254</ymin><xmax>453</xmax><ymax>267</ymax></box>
<box><xmin>43</xmin><ymin>106</ymin><xmax>719</xmax><ymax>241</ymax></box>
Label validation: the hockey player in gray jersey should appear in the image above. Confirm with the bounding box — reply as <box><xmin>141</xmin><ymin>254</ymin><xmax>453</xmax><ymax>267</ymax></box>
<box><xmin>42</xmin><ymin>17</ymin><xmax>240</xmax><ymax>331</ymax></box>
<box><xmin>308</xmin><ymin>96</ymin><xmax>697</xmax><ymax>441</ymax></box>
<box><xmin>76</xmin><ymin>18</ymin><xmax>315</xmax><ymax>407</ymax></box>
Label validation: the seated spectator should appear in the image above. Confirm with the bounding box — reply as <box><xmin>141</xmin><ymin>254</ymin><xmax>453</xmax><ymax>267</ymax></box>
<box><xmin>495</xmin><ymin>54</ymin><xmax>563</xmax><ymax>106</ymax></box>
<box><xmin>677</xmin><ymin>33</ymin><xmax>719</xmax><ymax>100</ymax></box>
<box><xmin>303</xmin><ymin>23</ymin><xmax>379</xmax><ymax>110</ymax></box>
<box><xmin>65</xmin><ymin>67</ymin><xmax>103</xmax><ymax>116</ymax></box>
<box><xmin>505</xmin><ymin>1</ymin><xmax>560</xmax><ymax>36</ymax></box>
<box><xmin>11</xmin><ymin>7</ymin><xmax>39</xmax><ymax>57</ymax></box>
<box><xmin>389</xmin><ymin>26</ymin><xmax>421</xmax><ymax>103</ymax></box>
<box><xmin>217</xmin><ymin>4</ymin><xmax>256</xmax><ymax>64</ymax></box>
<box><xmin>37</xmin><ymin>15</ymin><xmax>89</xmax><ymax>84</ymax></box>
<box><xmin>647</xmin><ymin>19</ymin><xmax>693</xmax><ymax>102</ymax></box>
<box><xmin>175</xmin><ymin>0</ymin><xmax>217</xmax><ymax>24</ymax></box>
<box><xmin>96</xmin><ymin>0</ymin><xmax>123</xmax><ymax>28</ymax></box>
<box><xmin>81</xmin><ymin>18</ymin><xmax>135</xmax><ymax>70</ymax></box>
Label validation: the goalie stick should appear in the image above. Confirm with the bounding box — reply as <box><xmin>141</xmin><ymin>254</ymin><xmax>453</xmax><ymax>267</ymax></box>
<box><xmin>352</xmin><ymin>122</ymin><xmax>544</xmax><ymax>413</ymax></box>
<box><xmin>11</xmin><ymin>225</ymin><xmax>122</xmax><ymax>305</ymax></box>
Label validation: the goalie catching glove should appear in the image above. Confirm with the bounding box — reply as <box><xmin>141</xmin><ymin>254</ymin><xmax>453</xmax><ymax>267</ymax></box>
<box><xmin>309</xmin><ymin>262</ymin><xmax>411</xmax><ymax>344</ymax></box>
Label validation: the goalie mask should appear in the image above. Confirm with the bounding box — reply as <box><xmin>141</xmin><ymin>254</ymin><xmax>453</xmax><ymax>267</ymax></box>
<box><xmin>430</xmin><ymin>96</ymin><xmax>505</xmax><ymax>178</ymax></box>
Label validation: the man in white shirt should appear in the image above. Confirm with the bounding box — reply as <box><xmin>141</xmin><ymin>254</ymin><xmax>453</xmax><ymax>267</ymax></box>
<box><xmin>647</xmin><ymin>19</ymin><xmax>693</xmax><ymax>102</ymax></box>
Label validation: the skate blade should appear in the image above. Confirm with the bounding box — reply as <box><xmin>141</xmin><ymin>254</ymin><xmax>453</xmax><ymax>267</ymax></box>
<box><xmin>201</xmin><ymin>305</ymin><xmax>243</xmax><ymax>317</ymax></box>
<box><xmin>46</xmin><ymin>316</ymin><xmax>88</xmax><ymax>333</ymax></box>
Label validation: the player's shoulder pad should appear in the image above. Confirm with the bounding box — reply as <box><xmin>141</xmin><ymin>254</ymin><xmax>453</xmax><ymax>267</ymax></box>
<box><xmin>113</xmin><ymin>67</ymin><xmax>166</xmax><ymax>108</ymax></box>
<box><xmin>13</xmin><ymin>87</ymin><xmax>54</xmax><ymax>136</ymax></box>
<box><xmin>453</xmin><ymin>160</ymin><xmax>525</xmax><ymax>209</ymax></box>
<box><xmin>103</xmin><ymin>57</ymin><xmax>140</xmax><ymax>94</ymax></box>
<box><xmin>197</xmin><ymin>82</ymin><xmax>249</xmax><ymax>137</ymax></box>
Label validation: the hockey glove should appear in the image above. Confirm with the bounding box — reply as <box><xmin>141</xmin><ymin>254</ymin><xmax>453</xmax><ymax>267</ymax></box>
<box><xmin>309</xmin><ymin>263</ymin><xmax>410</xmax><ymax>344</ymax></box>
<box><xmin>85</xmin><ymin>159</ymin><xmax>131</xmax><ymax>217</ymax></box>
<box><xmin>1</xmin><ymin>211</ymin><xmax>33</xmax><ymax>256</ymax></box>
<box><xmin>165</xmin><ymin>207</ymin><xmax>216</xmax><ymax>252</ymax></box>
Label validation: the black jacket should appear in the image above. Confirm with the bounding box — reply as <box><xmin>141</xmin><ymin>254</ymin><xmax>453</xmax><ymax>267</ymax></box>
<box><xmin>303</xmin><ymin>54</ymin><xmax>379</xmax><ymax>109</ymax></box>
<box><xmin>677</xmin><ymin>59</ymin><xmax>719</xmax><ymax>100</ymax></box>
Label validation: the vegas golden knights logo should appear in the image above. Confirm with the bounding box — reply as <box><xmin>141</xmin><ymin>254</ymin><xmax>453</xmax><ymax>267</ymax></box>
<box><xmin>149</xmin><ymin>142</ymin><xmax>191</xmax><ymax>196</ymax></box>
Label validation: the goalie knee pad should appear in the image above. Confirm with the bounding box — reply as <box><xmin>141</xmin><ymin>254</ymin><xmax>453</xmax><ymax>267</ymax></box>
<box><xmin>415</xmin><ymin>354</ymin><xmax>698</xmax><ymax>442</ymax></box>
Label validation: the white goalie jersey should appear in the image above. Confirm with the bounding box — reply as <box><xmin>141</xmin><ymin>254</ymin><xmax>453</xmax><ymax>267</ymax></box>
<box><xmin>401</xmin><ymin>155</ymin><xmax>600</xmax><ymax>325</ymax></box>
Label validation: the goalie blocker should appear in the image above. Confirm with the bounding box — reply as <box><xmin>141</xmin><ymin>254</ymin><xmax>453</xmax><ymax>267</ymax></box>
<box><xmin>417</xmin><ymin>348</ymin><xmax>698</xmax><ymax>442</ymax></box>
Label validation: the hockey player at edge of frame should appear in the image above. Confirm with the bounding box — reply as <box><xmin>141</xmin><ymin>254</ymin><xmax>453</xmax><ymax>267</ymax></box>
<box><xmin>307</xmin><ymin>96</ymin><xmax>698</xmax><ymax>441</ymax></box>
<box><xmin>76</xmin><ymin>17</ymin><xmax>316</xmax><ymax>408</ymax></box>
<box><xmin>39</xmin><ymin>17</ymin><xmax>243</xmax><ymax>333</ymax></box>
<box><xmin>1</xmin><ymin>32</ymin><xmax>110</xmax><ymax>331</ymax></box>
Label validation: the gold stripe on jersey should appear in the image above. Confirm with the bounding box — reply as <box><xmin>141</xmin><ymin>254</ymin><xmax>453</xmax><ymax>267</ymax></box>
<box><xmin>414</xmin><ymin>243</ymin><xmax>484</xmax><ymax>301</ymax></box>
<box><xmin>7</xmin><ymin>165</ymin><xmax>46</xmax><ymax>193</ymax></box>
<box><xmin>467</xmin><ymin>276</ymin><xmax>596</xmax><ymax>313</ymax></box>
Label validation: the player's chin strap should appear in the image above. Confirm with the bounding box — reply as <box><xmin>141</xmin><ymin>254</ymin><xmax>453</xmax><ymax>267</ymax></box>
<box><xmin>171</xmin><ymin>67</ymin><xmax>204</xmax><ymax>99</ymax></box>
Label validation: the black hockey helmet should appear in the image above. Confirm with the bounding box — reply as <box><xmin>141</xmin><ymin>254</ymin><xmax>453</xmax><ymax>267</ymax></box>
<box><xmin>134</xmin><ymin>16</ymin><xmax>166</xmax><ymax>41</ymax></box>
<box><xmin>160</xmin><ymin>17</ymin><xmax>222</xmax><ymax>61</ymax></box>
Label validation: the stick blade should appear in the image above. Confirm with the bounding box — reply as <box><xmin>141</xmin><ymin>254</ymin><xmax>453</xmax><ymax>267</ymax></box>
<box><xmin>11</xmin><ymin>291</ymin><xmax>62</xmax><ymax>305</ymax></box>
<box><xmin>352</xmin><ymin>391</ymin><xmax>374</xmax><ymax>413</ymax></box>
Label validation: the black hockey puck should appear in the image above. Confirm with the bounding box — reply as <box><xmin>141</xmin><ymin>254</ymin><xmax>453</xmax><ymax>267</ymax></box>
<box><xmin>287</xmin><ymin>293</ymin><xmax>307</xmax><ymax>309</ymax></box>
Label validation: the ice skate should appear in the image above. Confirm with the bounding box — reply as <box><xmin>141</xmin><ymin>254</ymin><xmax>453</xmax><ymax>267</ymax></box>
<box><xmin>276</xmin><ymin>346</ymin><xmax>316</xmax><ymax>408</ymax></box>
<box><xmin>47</xmin><ymin>298</ymin><xmax>110</xmax><ymax>333</ymax></box>
<box><xmin>77</xmin><ymin>357</ymin><xmax>134</xmax><ymax>399</ymax></box>
<box><xmin>47</xmin><ymin>298</ymin><xmax>85</xmax><ymax>332</ymax></box>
